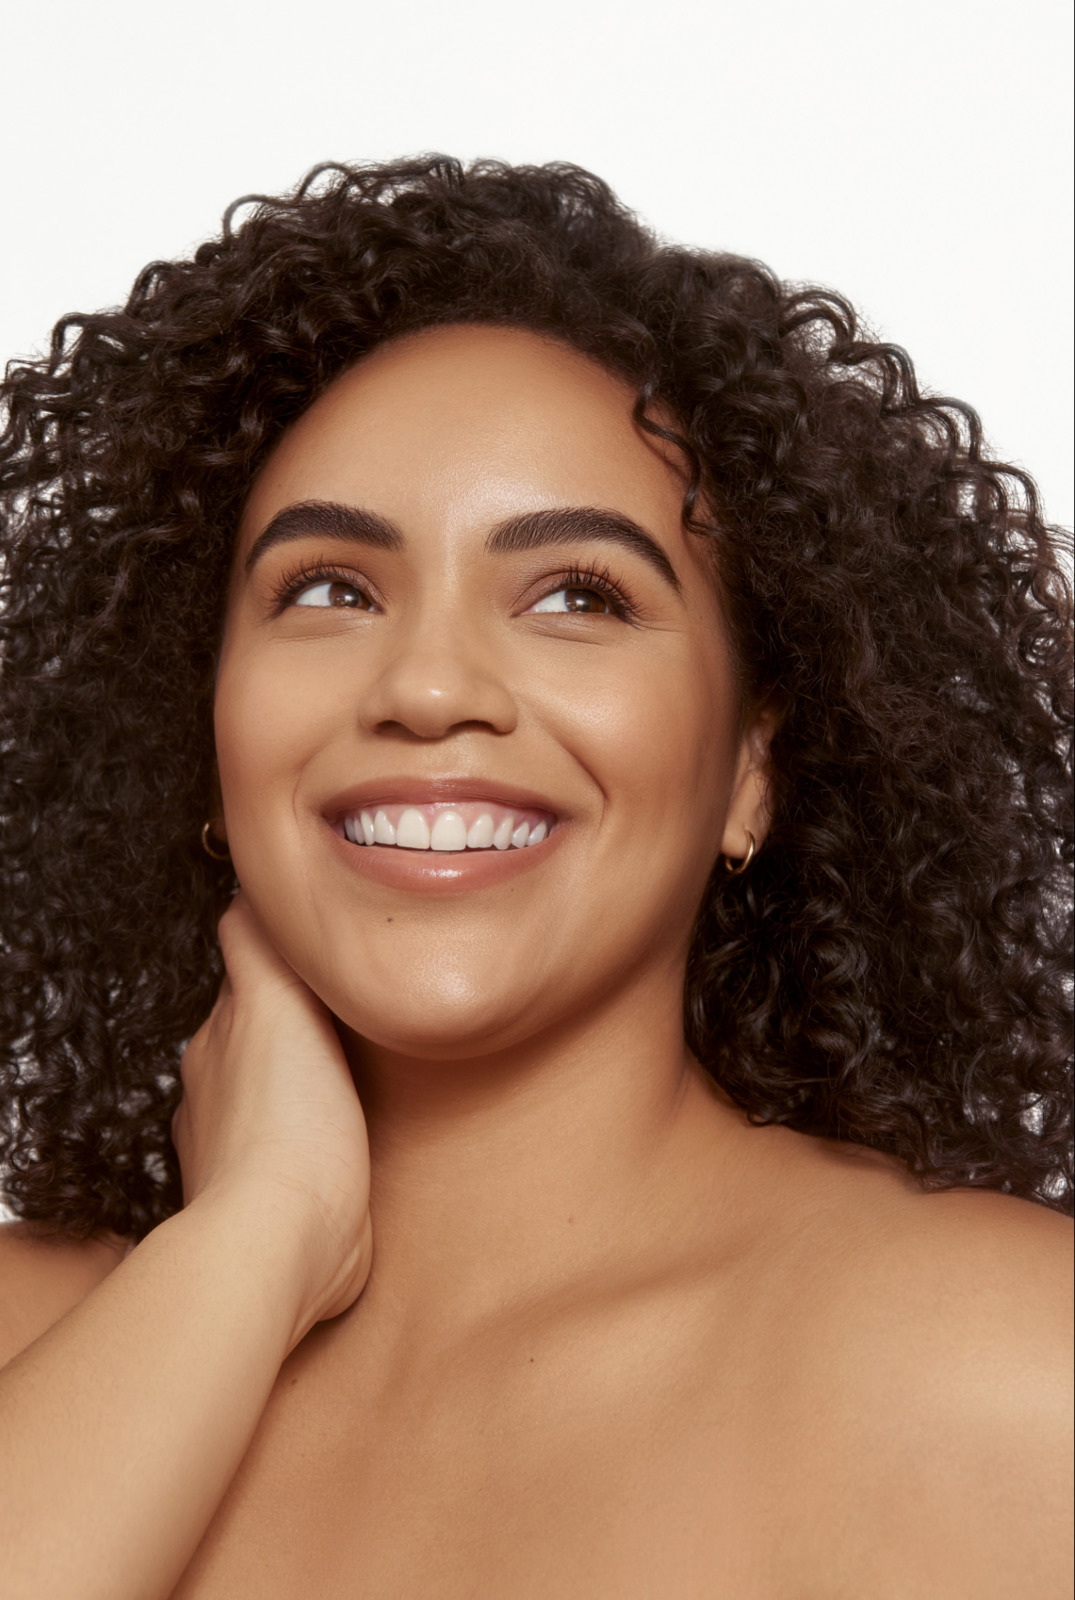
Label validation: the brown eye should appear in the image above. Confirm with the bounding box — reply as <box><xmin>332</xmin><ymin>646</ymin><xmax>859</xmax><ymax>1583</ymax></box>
<box><xmin>530</xmin><ymin>585</ymin><xmax>615</xmax><ymax>615</ymax></box>
<box><xmin>294</xmin><ymin>578</ymin><xmax>372</xmax><ymax>610</ymax></box>
<box><xmin>565</xmin><ymin>587</ymin><xmax>613</xmax><ymax>613</ymax></box>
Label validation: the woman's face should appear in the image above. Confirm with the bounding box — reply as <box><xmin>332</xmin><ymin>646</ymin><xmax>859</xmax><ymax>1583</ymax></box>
<box><xmin>215</xmin><ymin>325</ymin><xmax>768</xmax><ymax>1058</ymax></box>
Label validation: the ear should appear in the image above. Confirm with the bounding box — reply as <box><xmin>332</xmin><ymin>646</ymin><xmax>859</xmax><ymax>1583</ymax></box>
<box><xmin>720</xmin><ymin>699</ymin><xmax>780</xmax><ymax>864</ymax></box>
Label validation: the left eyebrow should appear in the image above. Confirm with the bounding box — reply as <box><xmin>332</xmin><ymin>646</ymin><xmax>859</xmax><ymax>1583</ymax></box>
<box><xmin>486</xmin><ymin>507</ymin><xmax>681</xmax><ymax>593</ymax></box>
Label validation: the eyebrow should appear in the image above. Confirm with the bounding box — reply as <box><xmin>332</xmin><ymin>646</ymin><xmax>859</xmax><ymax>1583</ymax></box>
<box><xmin>485</xmin><ymin>507</ymin><xmax>680</xmax><ymax>592</ymax></box>
<box><xmin>245</xmin><ymin>498</ymin><xmax>680</xmax><ymax>592</ymax></box>
<box><xmin>244</xmin><ymin>501</ymin><xmax>403</xmax><ymax>571</ymax></box>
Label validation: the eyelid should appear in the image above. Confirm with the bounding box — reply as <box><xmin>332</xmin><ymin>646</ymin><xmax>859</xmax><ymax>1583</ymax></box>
<box><xmin>523</xmin><ymin>562</ymin><xmax>639</xmax><ymax>621</ymax></box>
<box><xmin>265</xmin><ymin>554</ymin><xmax>640</xmax><ymax>619</ymax></box>
<box><xmin>268</xmin><ymin>558</ymin><xmax>380</xmax><ymax>613</ymax></box>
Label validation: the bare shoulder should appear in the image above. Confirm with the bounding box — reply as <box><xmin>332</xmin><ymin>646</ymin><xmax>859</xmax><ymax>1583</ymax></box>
<box><xmin>767</xmin><ymin>1137</ymin><xmax>1073</xmax><ymax>1597</ymax></box>
<box><xmin>809</xmin><ymin>1135</ymin><xmax>1069</xmax><ymax>1294</ymax></box>
<box><xmin>805</xmin><ymin>1147</ymin><xmax>1072</xmax><ymax>1376</ymax></box>
<box><xmin>0</xmin><ymin>1220</ymin><xmax>130</xmax><ymax>1368</ymax></box>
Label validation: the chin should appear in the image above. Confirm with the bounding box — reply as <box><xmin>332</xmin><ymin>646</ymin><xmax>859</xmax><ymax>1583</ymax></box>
<box><xmin>315</xmin><ymin>952</ymin><xmax>554</xmax><ymax>1062</ymax></box>
<box><xmin>338</xmin><ymin>996</ymin><xmax>545</xmax><ymax>1064</ymax></box>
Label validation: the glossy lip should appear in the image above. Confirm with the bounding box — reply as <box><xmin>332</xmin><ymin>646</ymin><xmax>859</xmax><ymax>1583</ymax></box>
<box><xmin>320</xmin><ymin>774</ymin><xmax>570</xmax><ymax>895</ymax></box>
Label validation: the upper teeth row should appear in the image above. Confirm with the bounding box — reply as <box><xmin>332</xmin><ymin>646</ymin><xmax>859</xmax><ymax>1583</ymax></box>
<box><xmin>344</xmin><ymin>808</ymin><xmax>549</xmax><ymax>852</ymax></box>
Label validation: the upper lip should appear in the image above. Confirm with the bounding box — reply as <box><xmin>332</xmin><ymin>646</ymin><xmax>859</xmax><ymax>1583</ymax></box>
<box><xmin>322</xmin><ymin>775</ymin><xmax>566</xmax><ymax>821</ymax></box>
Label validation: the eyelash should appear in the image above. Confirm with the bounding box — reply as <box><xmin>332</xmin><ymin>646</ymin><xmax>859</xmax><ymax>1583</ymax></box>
<box><xmin>550</xmin><ymin>563</ymin><xmax>638</xmax><ymax>620</ymax></box>
<box><xmin>269</xmin><ymin>558</ymin><xmax>369</xmax><ymax>613</ymax></box>
<box><xmin>268</xmin><ymin>558</ymin><xmax>639</xmax><ymax>619</ymax></box>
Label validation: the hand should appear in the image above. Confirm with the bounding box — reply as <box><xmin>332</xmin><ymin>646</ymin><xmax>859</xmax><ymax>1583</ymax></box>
<box><xmin>171</xmin><ymin>892</ymin><xmax>372</xmax><ymax>1337</ymax></box>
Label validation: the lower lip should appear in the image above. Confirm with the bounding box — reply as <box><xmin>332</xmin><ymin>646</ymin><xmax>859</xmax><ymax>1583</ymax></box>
<box><xmin>324</xmin><ymin>821</ymin><xmax>565</xmax><ymax>893</ymax></box>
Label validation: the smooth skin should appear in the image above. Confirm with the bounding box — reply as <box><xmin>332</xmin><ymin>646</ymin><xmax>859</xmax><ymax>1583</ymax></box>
<box><xmin>0</xmin><ymin>326</ymin><xmax>1071</xmax><ymax>1600</ymax></box>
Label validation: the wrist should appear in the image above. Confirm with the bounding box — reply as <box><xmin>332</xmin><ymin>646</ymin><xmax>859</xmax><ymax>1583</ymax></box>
<box><xmin>175</xmin><ymin>1178</ymin><xmax>326</xmax><ymax>1351</ymax></box>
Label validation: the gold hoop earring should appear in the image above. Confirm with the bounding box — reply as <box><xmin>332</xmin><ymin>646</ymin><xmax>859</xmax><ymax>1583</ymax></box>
<box><xmin>723</xmin><ymin>830</ymin><xmax>756</xmax><ymax>876</ymax></box>
<box><xmin>201</xmin><ymin>821</ymin><xmax>231</xmax><ymax>861</ymax></box>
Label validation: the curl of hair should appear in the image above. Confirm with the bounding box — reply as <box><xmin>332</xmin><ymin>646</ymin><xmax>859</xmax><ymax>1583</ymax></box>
<box><xmin>1</xmin><ymin>156</ymin><xmax>1071</xmax><ymax>1238</ymax></box>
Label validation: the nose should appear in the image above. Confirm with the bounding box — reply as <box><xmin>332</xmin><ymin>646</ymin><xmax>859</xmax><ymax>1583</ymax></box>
<box><xmin>362</xmin><ymin>632</ymin><xmax>518</xmax><ymax>740</ymax></box>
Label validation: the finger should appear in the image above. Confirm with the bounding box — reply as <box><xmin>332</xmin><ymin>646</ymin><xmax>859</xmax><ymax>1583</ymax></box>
<box><xmin>217</xmin><ymin>892</ymin><xmax>304</xmax><ymax>994</ymax></box>
<box><xmin>178</xmin><ymin>1029</ymin><xmax>208</xmax><ymax>1093</ymax></box>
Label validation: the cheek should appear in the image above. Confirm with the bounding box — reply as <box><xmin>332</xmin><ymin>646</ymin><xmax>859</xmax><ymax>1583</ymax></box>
<box><xmin>213</xmin><ymin>647</ymin><xmax>339</xmax><ymax>839</ymax></box>
<box><xmin>533</xmin><ymin>635</ymin><xmax>738</xmax><ymax>843</ymax></box>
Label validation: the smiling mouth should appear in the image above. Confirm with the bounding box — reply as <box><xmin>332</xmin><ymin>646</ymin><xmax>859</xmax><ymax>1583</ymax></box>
<box><xmin>341</xmin><ymin>801</ymin><xmax>553</xmax><ymax>853</ymax></box>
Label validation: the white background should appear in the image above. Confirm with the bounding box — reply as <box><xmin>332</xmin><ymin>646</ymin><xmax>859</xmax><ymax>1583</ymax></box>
<box><xmin>2</xmin><ymin>0</ymin><xmax>1072</xmax><ymax>532</ymax></box>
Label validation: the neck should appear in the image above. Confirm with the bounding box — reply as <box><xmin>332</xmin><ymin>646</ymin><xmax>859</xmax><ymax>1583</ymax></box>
<box><xmin>341</xmin><ymin>966</ymin><xmax>743</xmax><ymax>1337</ymax></box>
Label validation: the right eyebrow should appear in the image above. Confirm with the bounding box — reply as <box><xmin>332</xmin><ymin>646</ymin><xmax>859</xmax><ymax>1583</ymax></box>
<box><xmin>244</xmin><ymin>500</ymin><xmax>404</xmax><ymax>572</ymax></box>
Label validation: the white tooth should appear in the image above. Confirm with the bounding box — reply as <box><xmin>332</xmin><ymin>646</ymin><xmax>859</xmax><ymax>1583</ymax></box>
<box><xmin>430</xmin><ymin>810</ymin><xmax>467</xmax><ymax>852</ymax></box>
<box><xmin>396</xmin><ymin>807</ymin><xmax>431</xmax><ymax>850</ymax></box>
<box><xmin>373</xmin><ymin>809</ymin><xmax>396</xmax><ymax>845</ymax></box>
<box><xmin>511</xmin><ymin>822</ymin><xmax>530</xmax><ymax>849</ymax></box>
<box><xmin>492</xmin><ymin>814</ymin><xmax>515</xmax><ymax>850</ymax></box>
<box><xmin>344</xmin><ymin>816</ymin><xmax>358</xmax><ymax>844</ymax></box>
<box><xmin>527</xmin><ymin>821</ymin><xmax>548</xmax><ymax>846</ymax></box>
<box><xmin>360</xmin><ymin>810</ymin><xmax>376</xmax><ymax>846</ymax></box>
<box><xmin>466</xmin><ymin>813</ymin><xmax>495</xmax><ymax>849</ymax></box>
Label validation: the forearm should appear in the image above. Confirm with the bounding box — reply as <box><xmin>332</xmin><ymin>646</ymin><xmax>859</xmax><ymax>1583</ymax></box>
<box><xmin>0</xmin><ymin>1189</ymin><xmax>309</xmax><ymax>1600</ymax></box>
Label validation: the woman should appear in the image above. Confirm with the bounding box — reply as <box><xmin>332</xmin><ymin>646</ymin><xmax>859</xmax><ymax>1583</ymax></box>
<box><xmin>0</xmin><ymin>158</ymin><xmax>1071</xmax><ymax>1598</ymax></box>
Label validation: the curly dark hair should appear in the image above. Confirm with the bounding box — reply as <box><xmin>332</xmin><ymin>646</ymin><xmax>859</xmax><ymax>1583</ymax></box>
<box><xmin>1</xmin><ymin>157</ymin><xmax>1071</xmax><ymax>1240</ymax></box>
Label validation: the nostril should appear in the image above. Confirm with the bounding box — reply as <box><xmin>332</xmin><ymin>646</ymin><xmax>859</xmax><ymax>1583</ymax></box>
<box><xmin>365</xmin><ymin>655</ymin><xmax>518</xmax><ymax>740</ymax></box>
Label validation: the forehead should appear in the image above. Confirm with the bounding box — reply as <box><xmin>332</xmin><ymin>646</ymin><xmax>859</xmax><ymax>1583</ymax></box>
<box><xmin>238</xmin><ymin>325</ymin><xmax>690</xmax><ymax>555</ymax></box>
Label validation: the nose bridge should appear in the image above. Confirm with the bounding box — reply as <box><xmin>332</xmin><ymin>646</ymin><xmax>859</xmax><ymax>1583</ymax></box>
<box><xmin>366</xmin><ymin>592</ymin><xmax>517</xmax><ymax>738</ymax></box>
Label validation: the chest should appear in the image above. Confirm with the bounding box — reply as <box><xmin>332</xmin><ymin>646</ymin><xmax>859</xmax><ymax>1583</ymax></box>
<box><xmin>168</xmin><ymin>1320</ymin><xmax>845</xmax><ymax>1600</ymax></box>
